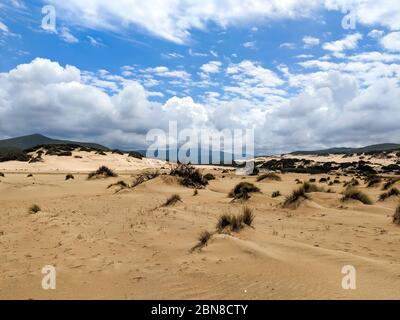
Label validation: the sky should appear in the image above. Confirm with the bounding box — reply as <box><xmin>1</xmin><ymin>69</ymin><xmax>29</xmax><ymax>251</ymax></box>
<box><xmin>0</xmin><ymin>0</ymin><xmax>400</xmax><ymax>154</ymax></box>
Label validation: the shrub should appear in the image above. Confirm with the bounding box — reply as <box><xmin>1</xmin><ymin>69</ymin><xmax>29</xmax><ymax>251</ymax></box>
<box><xmin>163</xmin><ymin>194</ymin><xmax>182</xmax><ymax>206</ymax></box>
<box><xmin>65</xmin><ymin>174</ymin><xmax>74</xmax><ymax>180</ymax></box>
<box><xmin>27</xmin><ymin>173</ymin><xmax>33</xmax><ymax>177</ymax></box>
<box><xmin>309</xmin><ymin>178</ymin><xmax>316</xmax><ymax>183</ymax></box>
<box><xmin>257</xmin><ymin>173</ymin><xmax>282</xmax><ymax>182</ymax></box>
<box><xmin>383</xmin><ymin>179</ymin><xmax>399</xmax><ymax>190</ymax></box>
<box><xmin>198</xmin><ymin>230</ymin><xmax>212</xmax><ymax>245</ymax></box>
<box><xmin>131</xmin><ymin>170</ymin><xmax>159</xmax><ymax>188</ymax></box>
<box><xmin>170</xmin><ymin>163</ymin><xmax>208</xmax><ymax>188</ymax></box>
<box><xmin>190</xmin><ymin>230</ymin><xmax>213</xmax><ymax>252</ymax></box>
<box><xmin>193</xmin><ymin>189</ymin><xmax>199</xmax><ymax>196</ymax></box>
<box><xmin>342</xmin><ymin>188</ymin><xmax>373</xmax><ymax>205</ymax></box>
<box><xmin>393</xmin><ymin>205</ymin><xmax>400</xmax><ymax>225</ymax></box>
<box><xmin>0</xmin><ymin>172</ymin><xmax>4</xmax><ymax>177</ymax></box>
<box><xmin>88</xmin><ymin>166</ymin><xmax>117</xmax><ymax>179</ymax></box>
<box><xmin>216</xmin><ymin>214</ymin><xmax>232</xmax><ymax>231</ymax></box>
<box><xmin>204</xmin><ymin>173</ymin><xmax>216</xmax><ymax>181</ymax></box>
<box><xmin>228</xmin><ymin>182</ymin><xmax>260</xmax><ymax>200</ymax></box>
<box><xmin>216</xmin><ymin>208</ymin><xmax>254</xmax><ymax>232</ymax></box>
<box><xmin>379</xmin><ymin>188</ymin><xmax>400</xmax><ymax>201</ymax></box>
<box><xmin>230</xmin><ymin>215</ymin><xmax>244</xmax><ymax>232</ymax></box>
<box><xmin>344</xmin><ymin>178</ymin><xmax>359</xmax><ymax>188</ymax></box>
<box><xmin>108</xmin><ymin>180</ymin><xmax>129</xmax><ymax>189</ymax></box>
<box><xmin>272</xmin><ymin>191</ymin><xmax>281</xmax><ymax>198</ymax></box>
<box><xmin>29</xmin><ymin>204</ymin><xmax>41</xmax><ymax>214</ymax></box>
<box><xmin>283</xmin><ymin>186</ymin><xmax>308</xmax><ymax>208</ymax></box>
<box><xmin>319</xmin><ymin>177</ymin><xmax>328</xmax><ymax>183</ymax></box>
<box><xmin>366</xmin><ymin>175</ymin><xmax>381</xmax><ymax>187</ymax></box>
<box><xmin>241</xmin><ymin>206</ymin><xmax>254</xmax><ymax>227</ymax></box>
<box><xmin>302</xmin><ymin>182</ymin><xmax>323</xmax><ymax>193</ymax></box>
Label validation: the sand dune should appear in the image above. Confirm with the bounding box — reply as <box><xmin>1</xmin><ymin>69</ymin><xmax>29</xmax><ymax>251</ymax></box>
<box><xmin>1</xmin><ymin>155</ymin><xmax>400</xmax><ymax>299</ymax></box>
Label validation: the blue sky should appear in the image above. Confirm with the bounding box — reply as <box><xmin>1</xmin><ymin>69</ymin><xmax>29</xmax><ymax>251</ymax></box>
<box><xmin>1</xmin><ymin>0</ymin><xmax>400</xmax><ymax>154</ymax></box>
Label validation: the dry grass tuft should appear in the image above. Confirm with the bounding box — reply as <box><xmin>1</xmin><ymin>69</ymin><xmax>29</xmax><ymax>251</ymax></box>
<box><xmin>163</xmin><ymin>194</ymin><xmax>182</xmax><ymax>206</ymax></box>
<box><xmin>256</xmin><ymin>172</ymin><xmax>281</xmax><ymax>182</ymax></box>
<box><xmin>342</xmin><ymin>188</ymin><xmax>373</xmax><ymax>205</ymax></box>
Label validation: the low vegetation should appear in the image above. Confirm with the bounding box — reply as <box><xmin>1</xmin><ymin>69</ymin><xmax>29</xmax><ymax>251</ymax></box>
<box><xmin>241</xmin><ymin>206</ymin><xmax>255</xmax><ymax>227</ymax></box>
<box><xmin>344</xmin><ymin>178</ymin><xmax>359</xmax><ymax>188</ymax></box>
<box><xmin>163</xmin><ymin>194</ymin><xmax>182</xmax><ymax>206</ymax></box>
<box><xmin>88</xmin><ymin>166</ymin><xmax>117</xmax><ymax>179</ymax></box>
<box><xmin>29</xmin><ymin>204</ymin><xmax>41</xmax><ymax>214</ymax></box>
<box><xmin>131</xmin><ymin>170</ymin><xmax>159</xmax><ymax>188</ymax></box>
<box><xmin>393</xmin><ymin>205</ymin><xmax>400</xmax><ymax>225</ymax></box>
<box><xmin>65</xmin><ymin>174</ymin><xmax>74</xmax><ymax>180</ymax></box>
<box><xmin>379</xmin><ymin>188</ymin><xmax>400</xmax><ymax>201</ymax></box>
<box><xmin>108</xmin><ymin>180</ymin><xmax>129</xmax><ymax>189</ymax></box>
<box><xmin>342</xmin><ymin>188</ymin><xmax>373</xmax><ymax>205</ymax></box>
<box><xmin>366</xmin><ymin>175</ymin><xmax>382</xmax><ymax>188</ymax></box>
<box><xmin>190</xmin><ymin>230</ymin><xmax>213</xmax><ymax>253</ymax></box>
<box><xmin>283</xmin><ymin>186</ymin><xmax>308</xmax><ymax>208</ymax></box>
<box><xmin>170</xmin><ymin>163</ymin><xmax>208</xmax><ymax>188</ymax></box>
<box><xmin>302</xmin><ymin>182</ymin><xmax>324</xmax><ymax>193</ymax></box>
<box><xmin>204</xmin><ymin>173</ymin><xmax>216</xmax><ymax>181</ymax></box>
<box><xmin>383</xmin><ymin>178</ymin><xmax>399</xmax><ymax>190</ymax></box>
<box><xmin>216</xmin><ymin>207</ymin><xmax>255</xmax><ymax>233</ymax></box>
<box><xmin>272</xmin><ymin>191</ymin><xmax>281</xmax><ymax>198</ymax></box>
<box><xmin>256</xmin><ymin>172</ymin><xmax>282</xmax><ymax>182</ymax></box>
<box><xmin>228</xmin><ymin>182</ymin><xmax>260</xmax><ymax>200</ymax></box>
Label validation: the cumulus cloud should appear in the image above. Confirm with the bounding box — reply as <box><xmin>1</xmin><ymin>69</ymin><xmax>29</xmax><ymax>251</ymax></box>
<box><xmin>302</xmin><ymin>36</ymin><xmax>320</xmax><ymax>48</ymax></box>
<box><xmin>2</xmin><ymin>56</ymin><xmax>400</xmax><ymax>153</ymax></box>
<box><xmin>200</xmin><ymin>61</ymin><xmax>222</xmax><ymax>74</ymax></box>
<box><xmin>381</xmin><ymin>32</ymin><xmax>400</xmax><ymax>52</ymax></box>
<box><xmin>322</xmin><ymin>33</ymin><xmax>363</xmax><ymax>52</ymax></box>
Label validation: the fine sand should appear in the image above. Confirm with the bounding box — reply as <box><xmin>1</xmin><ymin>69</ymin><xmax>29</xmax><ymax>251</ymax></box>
<box><xmin>1</xmin><ymin>157</ymin><xmax>400</xmax><ymax>299</ymax></box>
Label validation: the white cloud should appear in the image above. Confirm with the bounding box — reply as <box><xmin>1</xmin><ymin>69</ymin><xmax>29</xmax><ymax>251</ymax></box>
<box><xmin>87</xmin><ymin>36</ymin><xmax>104</xmax><ymax>47</ymax></box>
<box><xmin>29</xmin><ymin>1</ymin><xmax>400</xmax><ymax>45</ymax></box>
<box><xmin>302</xmin><ymin>36</ymin><xmax>320</xmax><ymax>48</ymax></box>
<box><xmin>0</xmin><ymin>21</ymin><xmax>9</xmax><ymax>33</ymax></box>
<box><xmin>60</xmin><ymin>27</ymin><xmax>79</xmax><ymax>43</ymax></box>
<box><xmin>368</xmin><ymin>29</ymin><xmax>384</xmax><ymax>39</ymax></box>
<box><xmin>145</xmin><ymin>66</ymin><xmax>191</xmax><ymax>80</ymax></box>
<box><xmin>2</xmin><ymin>56</ymin><xmax>400</xmax><ymax>153</ymax></box>
<box><xmin>381</xmin><ymin>32</ymin><xmax>400</xmax><ymax>52</ymax></box>
<box><xmin>322</xmin><ymin>33</ymin><xmax>363</xmax><ymax>52</ymax></box>
<box><xmin>47</xmin><ymin>0</ymin><xmax>321</xmax><ymax>44</ymax></box>
<box><xmin>200</xmin><ymin>61</ymin><xmax>222</xmax><ymax>74</ymax></box>
<box><xmin>243</xmin><ymin>41</ymin><xmax>256</xmax><ymax>49</ymax></box>
<box><xmin>280</xmin><ymin>42</ymin><xmax>296</xmax><ymax>49</ymax></box>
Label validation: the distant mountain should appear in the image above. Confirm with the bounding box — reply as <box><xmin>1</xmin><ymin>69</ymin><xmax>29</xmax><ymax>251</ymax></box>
<box><xmin>291</xmin><ymin>143</ymin><xmax>400</xmax><ymax>155</ymax></box>
<box><xmin>0</xmin><ymin>133</ymin><xmax>108</xmax><ymax>156</ymax></box>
